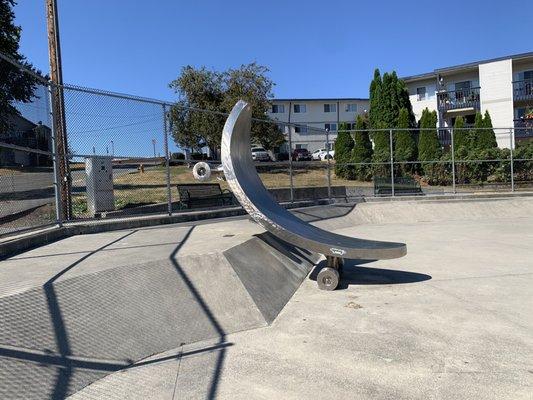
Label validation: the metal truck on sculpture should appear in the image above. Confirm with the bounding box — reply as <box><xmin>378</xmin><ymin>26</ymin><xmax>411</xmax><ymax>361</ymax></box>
<box><xmin>193</xmin><ymin>100</ymin><xmax>406</xmax><ymax>290</ymax></box>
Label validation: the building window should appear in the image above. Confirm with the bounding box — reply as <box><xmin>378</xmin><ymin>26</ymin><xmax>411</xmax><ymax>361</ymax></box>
<box><xmin>294</xmin><ymin>125</ymin><xmax>308</xmax><ymax>134</ymax></box>
<box><xmin>416</xmin><ymin>87</ymin><xmax>426</xmax><ymax>101</ymax></box>
<box><xmin>455</xmin><ymin>81</ymin><xmax>471</xmax><ymax>101</ymax></box>
<box><xmin>324</xmin><ymin>103</ymin><xmax>337</xmax><ymax>113</ymax></box>
<box><xmin>295</xmin><ymin>143</ymin><xmax>308</xmax><ymax>149</ymax></box>
<box><xmin>293</xmin><ymin>104</ymin><xmax>306</xmax><ymax>113</ymax></box>
<box><xmin>324</xmin><ymin>123</ymin><xmax>337</xmax><ymax>131</ymax></box>
<box><xmin>345</xmin><ymin>103</ymin><xmax>357</xmax><ymax>112</ymax></box>
<box><xmin>345</xmin><ymin>122</ymin><xmax>356</xmax><ymax>130</ymax></box>
<box><xmin>271</xmin><ymin>104</ymin><xmax>285</xmax><ymax>113</ymax></box>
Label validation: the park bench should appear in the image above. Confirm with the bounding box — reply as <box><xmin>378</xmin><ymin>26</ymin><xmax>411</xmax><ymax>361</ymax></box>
<box><xmin>373</xmin><ymin>176</ymin><xmax>423</xmax><ymax>197</ymax></box>
<box><xmin>177</xmin><ymin>183</ymin><xmax>234</xmax><ymax>209</ymax></box>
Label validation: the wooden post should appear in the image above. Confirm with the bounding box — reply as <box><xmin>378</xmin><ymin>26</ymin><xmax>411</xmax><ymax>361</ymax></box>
<box><xmin>46</xmin><ymin>0</ymin><xmax>72</xmax><ymax>219</ymax></box>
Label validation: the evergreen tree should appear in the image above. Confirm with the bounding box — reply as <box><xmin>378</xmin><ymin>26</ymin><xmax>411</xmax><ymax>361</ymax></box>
<box><xmin>334</xmin><ymin>122</ymin><xmax>354</xmax><ymax>178</ymax></box>
<box><xmin>453</xmin><ymin>116</ymin><xmax>468</xmax><ymax>154</ymax></box>
<box><xmin>478</xmin><ymin>110</ymin><xmax>497</xmax><ymax>150</ymax></box>
<box><xmin>351</xmin><ymin>114</ymin><xmax>373</xmax><ymax>180</ymax></box>
<box><xmin>368</xmin><ymin>68</ymin><xmax>415</xmax><ymax>129</ymax></box>
<box><xmin>418</xmin><ymin>108</ymin><xmax>441</xmax><ymax>161</ymax></box>
<box><xmin>371</xmin><ymin>121</ymin><xmax>390</xmax><ymax>177</ymax></box>
<box><xmin>369</xmin><ymin>69</ymin><xmax>382</xmax><ymax>128</ymax></box>
<box><xmin>0</xmin><ymin>0</ymin><xmax>41</xmax><ymax>132</ymax></box>
<box><xmin>470</xmin><ymin>111</ymin><xmax>484</xmax><ymax>149</ymax></box>
<box><xmin>394</xmin><ymin>107</ymin><xmax>417</xmax><ymax>165</ymax></box>
<box><xmin>418</xmin><ymin>108</ymin><xmax>443</xmax><ymax>183</ymax></box>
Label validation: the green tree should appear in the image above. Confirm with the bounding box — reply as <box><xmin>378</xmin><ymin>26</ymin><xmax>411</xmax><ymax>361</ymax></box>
<box><xmin>169</xmin><ymin>63</ymin><xmax>283</xmax><ymax>155</ymax></box>
<box><xmin>371</xmin><ymin>121</ymin><xmax>390</xmax><ymax>177</ymax></box>
<box><xmin>469</xmin><ymin>111</ymin><xmax>484</xmax><ymax>150</ymax></box>
<box><xmin>334</xmin><ymin>122</ymin><xmax>355</xmax><ymax>179</ymax></box>
<box><xmin>351</xmin><ymin>114</ymin><xmax>373</xmax><ymax>180</ymax></box>
<box><xmin>368</xmin><ymin>69</ymin><xmax>415</xmax><ymax>129</ymax></box>
<box><xmin>223</xmin><ymin>63</ymin><xmax>285</xmax><ymax>150</ymax></box>
<box><xmin>169</xmin><ymin>66</ymin><xmax>225</xmax><ymax>154</ymax></box>
<box><xmin>394</xmin><ymin>107</ymin><xmax>417</xmax><ymax>166</ymax></box>
<box><xmin>418</xmin><ymin>108</ymin><xmax>444</xmax><ymax>184</ymax></box>
<box><xmin>0</xmin><ymin>0</ymin><xmax>41</xmax><ymax>132</ymax></box>
<box><xmin>418</xmin><ymin>108</ymin><xmax>441</xmax><ymax>161</ymax></box>
<box><xmin>368</xmin><ymin>69</ymin><xmax>383</xmax><ymax>129</ymax></box>
<box><xmin>453</xmin><ymin>116</ymin><xmax>469</xmax><ymax>154</ymax></box>
<box><xmin>478</xmin><ymin>110</ymin><xmax>497</xmax><ymax>150</ymax></box>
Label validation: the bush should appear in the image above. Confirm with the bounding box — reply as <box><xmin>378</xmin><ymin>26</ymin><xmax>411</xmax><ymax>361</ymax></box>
<box><xmin>351</xmin><ymin>115</ymin><xmax>373</xmax><ymax>181</ymax></box>
<box><xmin>334</xmin><ymin>123</ymin><xmax>355</xmax><ymax>179</ymax></box>
<box><xmin>514</xmin><ymin>141</ymin><xmax>533</xmax><ymax>181</ymax></box>
<box><xmin>172</xmin><ymin>152</ymin><xmax>185</xmax><ymax>160</ymax></box>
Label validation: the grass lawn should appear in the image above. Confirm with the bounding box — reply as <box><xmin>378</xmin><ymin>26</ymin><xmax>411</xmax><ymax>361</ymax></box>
<box><xmin>71</xmin><ymin>164</ymin><xmax>373</xmax><ymax>217</ymax></box>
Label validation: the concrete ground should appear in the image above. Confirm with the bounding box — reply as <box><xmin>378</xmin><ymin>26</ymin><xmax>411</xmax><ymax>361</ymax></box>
<box><xmin>1</xmin><ymin>199</ymin><xmax>532</xmax><ymax>399</ymax></box>
<box><xmin>69</xmin><ymin>202</ymin><xmax>532</xmax><ymax>400</ymax></box>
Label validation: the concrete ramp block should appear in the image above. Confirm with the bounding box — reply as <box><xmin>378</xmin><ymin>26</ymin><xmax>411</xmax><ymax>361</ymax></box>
<box><xmin>224</xmin><ymin>233</ymin><xmax>319</xmax><ymax>324</ymax></box>
<box><xmin>0</xmin><ymin>253</ymin><xmax>266</xmax><ymax>399</ymax></box>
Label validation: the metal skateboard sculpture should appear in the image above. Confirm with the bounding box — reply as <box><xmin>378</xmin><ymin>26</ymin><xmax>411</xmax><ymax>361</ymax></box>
<box><xmin>198</xmin><ymin>100</ymin><xmax>407</xmax><ymax>290</ymax></box>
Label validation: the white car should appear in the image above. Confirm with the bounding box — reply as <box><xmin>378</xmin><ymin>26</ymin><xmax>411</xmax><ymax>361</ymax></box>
<box><xmin>311</xmin><ymin>148</ymin><xmax>327</xmax><ymax>160</ymax></box>
<box><xmin>320</xmin><ymin>150</ymin><xmax>335</xmax><ymax>161</ymax></box>
<box><xmin>251</xmin><ymin>147</ymin><xmax>271</xmax><ymax>161</ymax></box>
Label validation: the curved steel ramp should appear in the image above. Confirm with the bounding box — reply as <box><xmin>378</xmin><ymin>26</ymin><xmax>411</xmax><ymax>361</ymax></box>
<box><xmin>221</xmin><ymin>100</ymin><xmax>407</xmax><ymax>260</ymax></box>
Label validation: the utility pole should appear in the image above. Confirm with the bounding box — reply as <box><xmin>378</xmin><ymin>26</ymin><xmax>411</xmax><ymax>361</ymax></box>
<box><xmin>152</xmin><ymin>138</ymin><xmax>156</xmax><ymax>159</ymax></box>
<box><xmin>110</xmin><ymin>140</ymin><xmax>114</xmax><ymax>157</ymax></box>
<box><xmin>46</xmin><ymin>0</ymin><xmax>71</xmax><ymax>220</ymax></box>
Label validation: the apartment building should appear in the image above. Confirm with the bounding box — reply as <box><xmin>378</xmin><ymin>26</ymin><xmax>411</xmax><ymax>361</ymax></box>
<box><xmin>403</xmin><ymin>52</ymin><xmax>533</xmax><ymax>148</ymax></box>
<box><xmin>267</xmin><ymin>98</ymin><xmax>369</xmax><ymax>153</ymax></box>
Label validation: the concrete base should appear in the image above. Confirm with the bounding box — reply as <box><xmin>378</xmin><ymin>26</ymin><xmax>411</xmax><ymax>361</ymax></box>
<box><xmin>0</xmin><ymin>219</ymin><xmax>316</xmax><ymax>399</ymax></box>
<box><xmin>1</xmin><ymin>197</ymin><xmax>532</xmax><ymax>399</ymax></box>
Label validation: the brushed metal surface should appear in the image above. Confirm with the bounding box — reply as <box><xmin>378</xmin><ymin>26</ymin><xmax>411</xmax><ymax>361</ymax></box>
<box><xmin>221</xmin><ymin>100</ymin><xmax>406</xmax><ymax>260</ymax></box>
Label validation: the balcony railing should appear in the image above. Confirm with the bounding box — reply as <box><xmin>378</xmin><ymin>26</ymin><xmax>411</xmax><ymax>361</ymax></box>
<box><xmin>513</xmin><ymin>79</ymin><xmax>533</xmax><ymax>101</ymax></box>
<box><xmin>514</xmin><ymin>118</ymin><xmax>533</xmax><ymax>140</ymax></box>
<box><xmin>437</xmin><ymin>87</ymin><xmax>480</xmax><ymax>112</ymax></box>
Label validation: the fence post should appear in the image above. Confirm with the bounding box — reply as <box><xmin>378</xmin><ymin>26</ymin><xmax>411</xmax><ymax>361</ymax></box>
<box><xmin>326</xmin><ymin>128</ymin><xmax>332</xmax><ymax>200</ymax></box>
<box><xmin>163</xmin><ymin>104</ymin><xmax>172</xmax><ymax>215</ymax></box>
<box><xmin>510</xmin><ymin>128</ymin><xmax>514</xmax><ymax>193</ymax></box>
<box><xmin>48</xmin><ymin>83</ymin><xmax>63</xmax><ymax>227</ymax></box>
<box><xmin>389</xmin><ymin>129</ymin><xmax>395</xmax><ymax>197</ymax></box>
<box><xmin>287</xmin><ymin>125</ymin><xmax>294</xmax><ymax>203</ymax></box>
<box><xmin>451</xmin><ymin>127</ymin><xmax>456</xmax><ymax>194</ymax></box>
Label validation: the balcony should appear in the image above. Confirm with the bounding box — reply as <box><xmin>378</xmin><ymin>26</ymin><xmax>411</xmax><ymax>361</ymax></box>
<box><xmin>437</xmin><ymin>87</ymin><xmax>480</xmax><ymax>112</ymax></box>
<box><xmin>514</xmin><ymin>118</ymin><xmax>533</xmax><ymax>141</ymax></box>
<box><xmin>513</xmin><ymin>79</ymin><xmax>533</xmax><ymax>102</ymax></box>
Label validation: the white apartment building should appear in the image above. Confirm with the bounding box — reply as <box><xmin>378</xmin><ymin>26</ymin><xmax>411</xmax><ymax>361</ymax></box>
<box><xmin>403</xmin><ymin>52</ymin><xmax>533</xmax><ymax>148</ymax></box>
<box><xmin>267</xmin><ymin>98</ymin><xmax>369</xmax><ymax>153</ymax></box>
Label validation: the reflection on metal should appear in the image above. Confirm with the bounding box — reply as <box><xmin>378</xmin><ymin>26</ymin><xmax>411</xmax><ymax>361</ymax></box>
<box><xmin>192</xmin><ymin>162</ymin><xmax>224</xmax><ymax>182</ymax></box>
<box><xmin>221</xmin><ymin>100</ymin><xmax>407</xmax><ymax>261</ymax></box>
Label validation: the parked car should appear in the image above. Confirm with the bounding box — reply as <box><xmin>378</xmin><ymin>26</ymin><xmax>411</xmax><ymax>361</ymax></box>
<box><xmin>291</xmin><ymin>148</ymin><xmax>312</xmax><ymax>161</ymax></box>
<box><xmin>319</xmin><ymin>149</ymin><xmax>335</xmax><ymax>161</ymax></box>
<box><xmin>311</xmin><ymin>148</ymin><xmax>327</xmax><ymax>160</ymax></box>
<box><xmin>251</xmin><ymin>147</ymin><xmax>271</xmax><ymax>161</ymax></box>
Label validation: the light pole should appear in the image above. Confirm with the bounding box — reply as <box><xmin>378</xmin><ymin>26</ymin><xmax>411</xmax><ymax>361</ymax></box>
<box><xmin>152</xmin><ymin>138</ymin><xmax>156</xmax><ymax>159</ymax></box>
<box><xmin>110</xmin><ymin>140</ymin><xmax>114</xmax><ymax>157</ymax></box>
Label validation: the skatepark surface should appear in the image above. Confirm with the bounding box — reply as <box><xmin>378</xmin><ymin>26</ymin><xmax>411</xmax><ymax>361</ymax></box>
<box><xmin>0</xmin><ymin>197</ymin><xmax>532</xmax><ymax>399</ymax></box>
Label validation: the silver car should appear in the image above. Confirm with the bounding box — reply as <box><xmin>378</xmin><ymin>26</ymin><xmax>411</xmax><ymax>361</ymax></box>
<box><xmin>251</xmin><ymin>147</ymin><xmax>271</xmax><ymax>161</ymax></box>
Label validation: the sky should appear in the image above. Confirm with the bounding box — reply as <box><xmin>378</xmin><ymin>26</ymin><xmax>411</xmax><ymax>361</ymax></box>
<box><xmin>14</xmin><ymin>0</ymin><xmax>533</xmax><ymax>101</ymax></box>
<box><xmin>11</xmin><ymin>0</ymin><xmax>533</xmax><ymax>157</ymax></box>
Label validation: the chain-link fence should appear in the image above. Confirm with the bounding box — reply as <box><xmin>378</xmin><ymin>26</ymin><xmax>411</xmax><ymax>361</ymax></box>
<box><xmin>1</xmin><ymin>53</ymin><xmax>533</xmax><ymax>238</ymax></box>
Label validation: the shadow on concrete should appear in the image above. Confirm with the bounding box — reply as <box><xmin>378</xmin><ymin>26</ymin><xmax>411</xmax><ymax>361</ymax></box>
<box><xmin>255</xmin><ymin>231</ymin><xmax>317</xmax><ymax>266</ymax></box>
<box><xmin>169</xmin><ymin>225</ymin><xmax>228</xmax><ymax>399</ymax></box>
<box><xmin>0</xmin><ymin>230</ymin><xmax>138</xmax><ymax>399</ymax></box>
<box><xmin>309</xmin><ymin>260</ymin><xmax>432</xmax><ymax>290</ymax></box>
<box><xmin>290</xmin><ymin>204</ymin><xmax>356</xmax><ymax>223</ymax></box>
